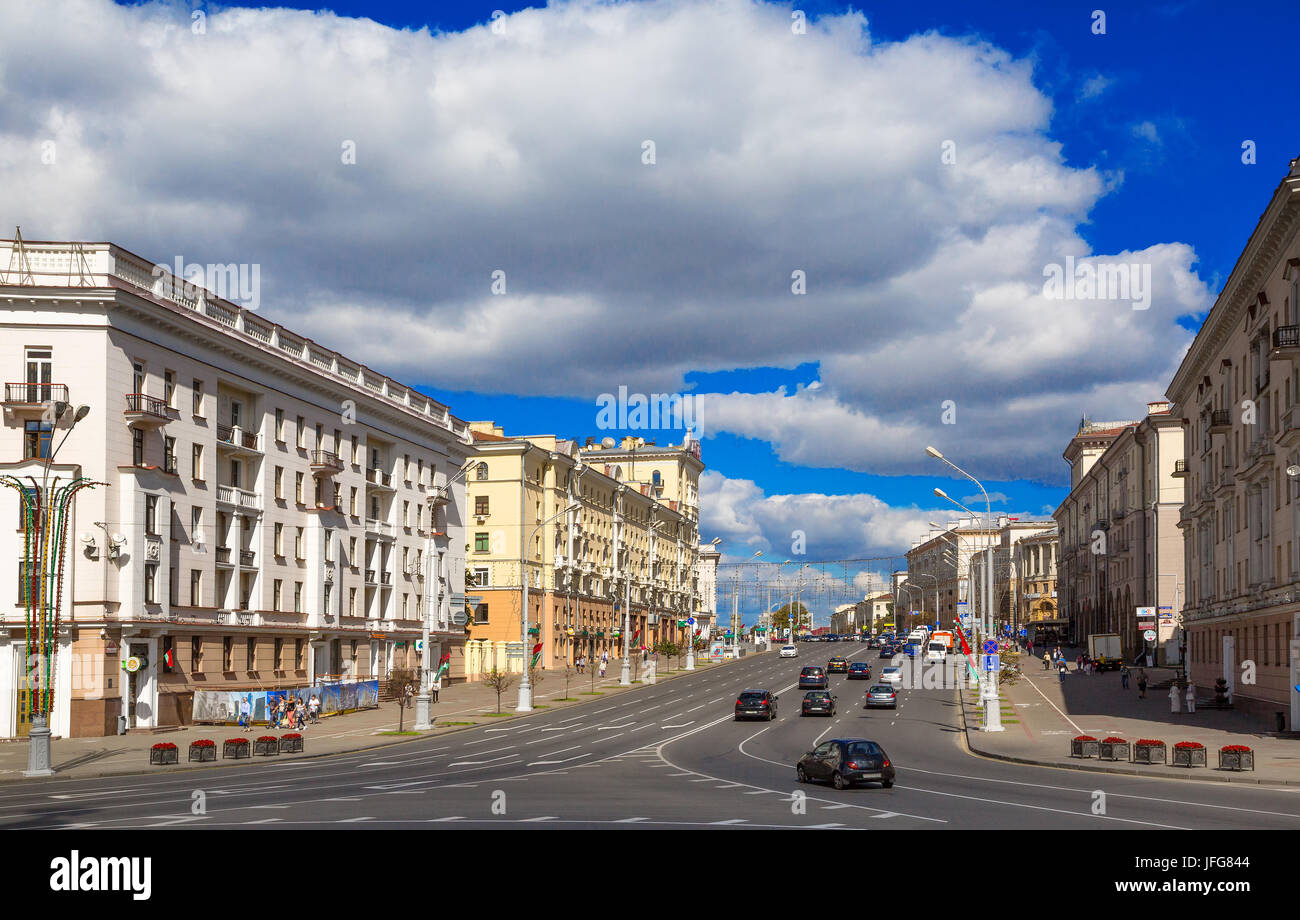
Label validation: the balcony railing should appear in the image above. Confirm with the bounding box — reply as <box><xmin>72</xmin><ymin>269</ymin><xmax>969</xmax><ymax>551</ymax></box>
<box><xmin>381</xmin><ymin>572</ymin><xmax>392</xmax><ymax>585</ymax></box>
<box><xmin>1273</xmin><ymin>325</ymin><xmax>1300</xmax><ymax>351</ymax></box>
<box><xmin>217</xmin><ymin>424</ymin><xmax>261</xmax><ymax>451</ymax></box>
<box><xmin>124</xmin><ymin>393</ymin><xmax>170</xmax><ymax>419</ymax></box>
<box><xmin>3</xmin><ymin>382</ymin><xmax>68</xmax><ymax>404</ymax></box>
<box><xmin>367</xmin><ymin>468</ymin><xmax>393</xmax><ymax>488</ymax></box>
<box><xmin>216</xmin><ymin>485</ymin><xmax>261</xmax><ymax>510</ymax></box>
<box><xmin>240</xmin><ymin>550</ymin><xmax>255</xmax><ymax>566</ymax></box>
<box><xmin>215</xmin><ymin>546</ymin><xmax>232</xmax><ymax>564</ymax></box>
<box><xmin>310</xmin><ymin>449</ymin><xmax>344</xmax><ymax>473</ymax></box>
<box><xmin>1209</xmin><ymin>409</ymin><xmax>1231</xmax><ymax>432</ymax></box>
<box><xmin>365</xmin><ymin>518</ymin><xmax>393</xmax><ymax>536</ymax></box>
<box><xmin>365</xmin><ymin>569</ymin><xmax>377</xmax><ymax>584</ymax></box>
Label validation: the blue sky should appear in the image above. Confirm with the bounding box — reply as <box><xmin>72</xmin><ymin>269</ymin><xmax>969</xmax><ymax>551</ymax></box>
<box><xmin>31</xmin><ymin>1</ymin><xmax>1300</xmax><ymax>569</ymax></box>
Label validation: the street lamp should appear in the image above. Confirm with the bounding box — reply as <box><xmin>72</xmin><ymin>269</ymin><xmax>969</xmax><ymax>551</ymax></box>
<box><xmin>517</xmin><ymin>500</ymin><xmax>581</xmax><ymax>711</ymax></box>
<box><xmin>687</xmin><ymin>536</ymin><xmax>722</xmax><ymax>671</ymax></box>
<box><xmin>930</xmin><ymin>455</ymin><xmax>1002</xmax><ymax>733</ymax></box>
<box><xmin>2</xmin><ymin>402</ymin><xmax>95</xmax><ymax>776</ymax></box>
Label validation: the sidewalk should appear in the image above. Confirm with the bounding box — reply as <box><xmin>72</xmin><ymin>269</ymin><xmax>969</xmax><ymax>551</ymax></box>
<box><xmin>960</xmin><ymin>650</ymin><xmax>1300</xmax><ymax>785</ymax></box>
<box><xmin>0</xmin><ymin>652</ymin><xmax>748</xmax><ymax>784</ymax></box>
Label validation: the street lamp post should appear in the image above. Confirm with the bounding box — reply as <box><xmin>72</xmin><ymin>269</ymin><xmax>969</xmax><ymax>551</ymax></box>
<box><xmin>687</xmin><ymin>537</ymin><xmax>721</xmax><ymax>671</ymax></box>
<box><xmin>928</xmin><ymin>445</ymin><xmax>1002</xmax><ymax>733</ymax></box>
<box><xmin>517</xmin><ymin>500</ymin><xmax>580</xmax><ymax>712</ymax></box>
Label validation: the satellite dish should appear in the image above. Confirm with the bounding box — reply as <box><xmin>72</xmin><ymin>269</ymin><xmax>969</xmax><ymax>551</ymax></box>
<box><xmin>1288</xmin><ymin>465</ymin><xmax>1300</xmax><ymax>478</ymax></box>
<box><xmin>601</xmin><ymin>437</ymin><xmax>615</xmax><ymax>449</ymax></box>
<box><xmin>111</xmin><ymin>533</ymin><xmax>126</xmax><ymax>545</ymax></box>
<box><xmin>79</xmin><ymin>532</ymin><xmax>96</xmax><ymax>544</ymax></box>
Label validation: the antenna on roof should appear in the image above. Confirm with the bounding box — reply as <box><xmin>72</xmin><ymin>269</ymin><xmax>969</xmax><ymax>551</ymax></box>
<box><xmin>68</xmin><ymin>241</ymin><xmax>94</xmax><ymax>287</ymax></box>
<box><xmin>2</xmin><ymin>226</ymin><xmax>34</xmax><ymax>286</ymax></box>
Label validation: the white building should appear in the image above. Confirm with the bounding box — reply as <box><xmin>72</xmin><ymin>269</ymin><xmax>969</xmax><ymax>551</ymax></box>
<box><xmin>695</xmin><ymin>543</ymin><xmax>720</xmax><ymax>636</ymax></box>
<box><xmin>0</xmin><ymin>237</ymin><xmax>472</xmax><ymax>737</ymax></box>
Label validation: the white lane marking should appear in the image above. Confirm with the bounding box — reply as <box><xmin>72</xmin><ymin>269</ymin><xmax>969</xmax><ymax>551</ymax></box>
<box><xmin>361</xmin><ymin>761</ymin><xmax>402</xmax><ymax>766</ymax></box>
<box><xmin>49</xmin><ymin>789</ymin><xmax>130</xmax><ymax>800</ymax></box>
<box><xmin>808</xmin><ymin>822</ymin><xmax>846</xmax><ymax>829</ymax></box>
<box><xmin>1017</xmin><ymin>673</ymin><xmax>1084</xmax><ymax>733</ymax></box>
<box><xmin>559</xmin><ymin>715</ymin><xmax>587</xmax><ymax>723</ymax></box>
<box><xmin>447</xmin><ymin>754</ymin><xmax>519</xmax><ymax>767</ymax></box>
<box><xmin>687</xmin><ymin>705</ymin><xmax>705</xmax><ymax>713</ymax></box>
<box><xmin>534</xmin><ymin>745</ymin><xmax>579</xmax><ymax>759</ymax></box>
<box><xmin>528</xmin><ymin>753</ymin><xmax>592</xmax><ymax>766</ymax></box>
<box><xmin>432</xmin><ymin>816</ymin><xmax>465</xmax><ymax>822</ymax></box>
<box><xmin>522</xmin><ymin>816</ymin><xmax>559</xmax><ymax>822</ymax></box>
<box><xmin>365</xmin><ymin>780</ymin><xmax>435</xmax><ymax>790</ymax></box>
<box><xmin>896</xmin><ymin>781</ymin><xmax>1184</xmax><ymax>828</ymax></box>
<box><xmin>246</xmin><ymin>818</ymin><xmax>283</xmax><ymax>824</ymax></box>
<box><xmin>598</xmin><ymin>723</ymin><xmax>635</xmax><ymax>730</ymax></box>
<box><xmin>616</xmin><ymin>816</ymin><xmax>650</xmax><ymax>823</ymax></box>
<box><xmin>341</xmin><ymin>816</ymin><xmax>374</xmax><ymax>823</ymax></box>
<box><xmin>541</xmin><ymin>726</ymin><xmax>578</xmax><ymax>732</ymax></box>
<box><xmin>456</xmin><ymin>744</ymin><xmax>516</xmax><ymax>755</ymax></box>
<box><xmin>322</xmin><ymin>797</ymin><xmax>364</xmax><ymax>802</ymax></box>
<box><xmin>711</xmin><ymin>818</ymin><xmax>748</xmax><ymax>825</ymax></box>
<box><xmin>661</xmin><ymin>722</ymin><xmax>695</xmax><ymax>729</ymax></box>
<box><xmin>142</xmin><ymin>815</ymin><xmax>207</xmax><ymax>827</ymax></box>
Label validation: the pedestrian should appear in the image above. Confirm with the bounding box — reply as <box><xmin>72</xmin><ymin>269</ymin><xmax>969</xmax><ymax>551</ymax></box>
<box><xmin>1169</xmin><ymin>683</ymin><xmax>1182</xmax><ymax>713</ymax></box>
<box><xmin>1137</xmin><ymin>670</ymin><xmax>1148</xmax><ymax>699</ymax></box>
<box><xmin>1076</xmin><ymin>653</ymin><xmax>1084</xmax><ymax>672</ymax></box>
<box><xmin>1058</xmin><ymin>662</ymin><xmax>1067</xmax><ymax>684</ymax></box>
<box><xmin>295</xmin><ymin>697</ymin><xmax>306</xmax><ymax>730</ymax></box>
<box><xmin>1185</xmin><ymin>680</ymin><xmax>1197</xmax><ymax>713</ymax></box>
<box><xmin>1120</xmin><ymin>664</ymin><xmax>1130</xmax><ymax>689</ymax></box>
<box><xmin>309</xmin><ymin>694</ymin><xmax>320</xmax><ymax>724</ymax></box>
<box><xmin>598</xmin><ymin>658</ymin><xmax>607</xmax><ymax>678</ymax></box>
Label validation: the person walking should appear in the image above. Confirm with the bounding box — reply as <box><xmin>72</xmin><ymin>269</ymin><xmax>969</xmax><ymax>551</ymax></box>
<box><xmin>1120</xmin><ymin>664</ymin><xmax>1130</xmax><ymax>690</ymax></box>
<box><xmin>309</xmin><ymin>693</ymin><xmax>320</xmax><ymax>724</ymax></box>
<box><xmin>1058</xmin><ymin>661</ymin><xmax>1067</xmax><ymax>684</ymax></box>
<box><xmin>1137</xmin><ymin>669</ymin><xmax>1148</xmax><ymax>699</ymax></box>
<box><xmin>295</xmin><ymin>697</ymin><xmax>306</xmax><ymax>730</ymax></box>
<box><xmin>1185</xmin><ymin>680</ymin><xmax>1197</xmax><ymax>713</ymax></box>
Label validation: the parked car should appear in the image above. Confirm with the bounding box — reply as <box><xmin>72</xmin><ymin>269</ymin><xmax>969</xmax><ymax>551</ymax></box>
<box><xmin>800</xmin><ymin>690</ymin><xmax>836</xmax><ymax>717</ymax></box>
<box><xmin>734</xmin><ymin>689</ymin><xmax>778</xmax><ymax>721</ymax></box>
<box><xmin>847</xmin><ymin>662</ymin><xmax>872</xmax><ymax>680</ymax></box>
<box><xmin>864</xmin><ymin>684</ymin><xmax>898</xmax><ymax>708</ymax></box>
<box><xmin>798</xmin><ymin>666</ymin><xmax>829</xmax><ymax>689</ymax></box>
<box><xmin>796</xmin><ymin>738</ymin><xmax>895</xmax><ymax>789</ymax></box>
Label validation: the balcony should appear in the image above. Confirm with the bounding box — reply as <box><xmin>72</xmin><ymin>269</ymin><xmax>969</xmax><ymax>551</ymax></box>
<box><xmin>216</xmin><ymin>484</ymin><xmax>261</xmax><ymax>511</ymax></box>
<box><xmin>123</xmin><ymin>393</ymin><xmax>177</xmax><ymax>428</ymax></box>
<box><xmin>216</xmin><ymin>424</ymin><xmax>261</xmax><ymax>455</ymax></box>
<box><xmin>1172</xmin><ymin>459</ymin><xmax>1188</xmax><ymax>477</ymax></box>
<box><xmin>2</xmin><ymin>382</ymin><xmax>69</xmax><ymax>419</ymax></box>
<box><xmin>1111</xmin><ymin>506</ymin><xmax>1127</xmax><ymax>521</ymax></box>
<box><xmin>240</xmin><ymin>549</ymin><xmax>255</xmax><ymax>566</ymax></box>
<box><xmin>1208</xmin><ymin>409</ymin><xmax>1232</xmax><ymax>434</ymax></box>
<box><xmin>215</xmin><ymin>546</ymin><xmax>233</xmax><ymax>566</ymax></box>
<box><xmin>1271</xmin><ymin>324</ymin><xmax>1300</xmax><ymax>360</ymax></box>
<box><xmin>1278</xmin><ymin>405</ymin><xmax>1300</xmax><ymax>448</ymax></box>
<box><xmin>381</xmin><ymin>572</ymin><xmax>392</xmax><ymax>586</ymax></box>
<box><xmin>366</xmin><ymin>468</ymin><xmax>394</xmax><ymax>491</ymax></box>
<box><xmin>310</xmin><ymin>449</ymin><xmax>344</xmax><ymax>476</ymax></box>
<box><xmin>365</xmin><ymin>518</ymin><xmax>394</xmax><ymax>539</ymax></box>
<box><xmin>365</xmin><ymin>569</ymin><xmax>377</xmax><ymax>585</ymax></box>
<box><xmin>1237</xmin><ymin>436</ymin><xmax>1275</xmax><ymax>481</ymax></box>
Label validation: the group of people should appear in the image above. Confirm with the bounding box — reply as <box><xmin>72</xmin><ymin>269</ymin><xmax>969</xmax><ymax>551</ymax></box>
<box><xmin>573</xmin><ymin>652</ymin><xmax>610</xmax><ymax>678</ymax></box>
<box><xmin>236</xmin><ymin>693</ymin><xmax>322</xmax><ymax>731</ymax></box>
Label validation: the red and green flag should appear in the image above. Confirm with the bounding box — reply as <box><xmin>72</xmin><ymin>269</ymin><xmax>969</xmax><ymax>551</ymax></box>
<box><xmin>434</xmin><ymin>651</ymin><xmax>451</xmax><ymax>680</ymax></box>
<box><xmin>529</xmin><ymin>642</ymin><xmax>543</xmax><ymax>668</ymax></box>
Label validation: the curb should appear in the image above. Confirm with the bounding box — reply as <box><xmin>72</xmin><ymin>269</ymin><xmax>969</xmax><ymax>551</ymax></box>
<box><xmin>956</xmin><ymin>687</ymin><xmax>1298</xmax><ymax>787</ymax></box>
<box><xmin>0</xmin><ymin>653</ymin><xmax>757</xmax><ymax>786</ymax></box>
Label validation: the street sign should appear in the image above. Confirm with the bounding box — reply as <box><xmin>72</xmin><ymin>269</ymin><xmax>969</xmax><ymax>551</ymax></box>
<box><xmin>465</xmin><ymin>595</ymin><xmax>483</xmax><ymax>606</ymax></box>
<box><xmin>1143</xmin><ymin>629</ymin><xmax>1157</xmax><ymax>642</ymax></box>
<box><xmin>983</xmin><ymin>654</ymin><xmax>999</xmax><ymax>672</ymax></box>
<box><xmin>1019</xmin><ymin>628</ymin><xmax>1027</xmax><ymax>636</ymax></box>
<box><xmin>983</xmin><ymin>640</ymin><xmax>997</xmax><ymax>654</ymax></box>
<box><xmin>687</xmin><ymin>617</ymin><xmax>695</xmax><ymax>625</ymax></box>
<box><xmin>414</xmin><ymin>640</ymin><xmax>424</xmax><ymax>652</ymax></box>
<box><xmin>451</xmin><ymin>611</ymin><xmax>467</xmax><ymax>627</ymax></box>
<box><xmin>505</xmin><ymin>641</ymin><xmax>525</xmax><ymax>660</ymax></box>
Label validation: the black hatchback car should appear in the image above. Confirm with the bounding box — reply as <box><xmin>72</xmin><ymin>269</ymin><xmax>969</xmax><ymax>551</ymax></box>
<box><xmin>798</xmin><ymin>666</ymin><xmax>828</xmax><ymax>689</ymax></box>
<box><xmin>800</xmin><ymin>690</ymin><xmax>836</xmax><ymax>716</ymax></box>
<box><xmin>796</xmin><ymin>738</ymin><xmax>894</xmax><ymax>789</ymax></box>
<box><xmin>734</xmin><ymin>689</ymin><xmax>778</xmax><ymax>721</ymax></box>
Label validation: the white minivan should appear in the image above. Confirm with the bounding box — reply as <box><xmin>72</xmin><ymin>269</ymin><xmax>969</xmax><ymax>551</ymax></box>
<box><xmin>925</xmin><ymin>641</ymin><xmax>947</xmax><ymax>662</ymax></box>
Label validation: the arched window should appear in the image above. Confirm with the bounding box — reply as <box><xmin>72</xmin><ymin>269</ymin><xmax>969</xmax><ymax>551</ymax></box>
<box><xmin>475</xmin><ymin>462</ymin><xmax>488</xmax><ymax>480</ymax></box>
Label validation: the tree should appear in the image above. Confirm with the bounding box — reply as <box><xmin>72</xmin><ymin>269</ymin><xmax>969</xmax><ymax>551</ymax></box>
<box><xmin>480</xmin><ymin>667</ymin><xmax>517</xmax><ymax>713</ymax></box>
<box><xmin>387</xmin><ymin>668</ymin><xmax>416</xmax><ymax>732</ymax></box>
<box><xmin>528</xmin><ymin>662</ymin><xmax>545</xmax><ymax>700</ymax></box>
<box><xmin>772</xmin><ymin>602</ymin><xmax>808</xmax><ymax>636</ymax></box>
<box><xmin>560</xmin><ymin>665</ymin><xmax>574</xmax><ymax>700</ymax></box>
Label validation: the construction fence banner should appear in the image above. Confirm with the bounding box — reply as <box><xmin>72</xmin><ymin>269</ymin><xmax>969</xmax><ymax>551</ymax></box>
<box><xmin>192</xmin><ymin>679</ymin><xmax>380</xmax><ymax>724</ymax></box>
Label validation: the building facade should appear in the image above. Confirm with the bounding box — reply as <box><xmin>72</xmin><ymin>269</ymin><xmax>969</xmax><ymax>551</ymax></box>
<box><xmin>462</xmin><ymin>428</ymin><xmax>703</xmax><ymax>679</ymax></box>
<box><xmin>1053</xmin><ymin>402</ymin><xmax>1187</xmax><ymax>663</ymax></box>
<box><xmin>905</xmin><ymin>518</ymin><xmax>1000</xmax><ymax>631</ymax></box>
<box><xmin>1166</xmin><ymin>156</ymin><xmax>1300</xmax><ymax>724</ymax></box>
<box><xmin>0</xmin><ymin>238</ymin><xmax>472</xmax><ymax>738</ymax></box>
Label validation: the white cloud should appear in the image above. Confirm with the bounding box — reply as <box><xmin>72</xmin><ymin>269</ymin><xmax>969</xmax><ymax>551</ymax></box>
<box><xmin>1078</xmin><ymin>74</ymin><xmax>1113</xmax><ymax>100</ymax></box>
<box><xmin>962</xmin><ymin>492</ymin><xmax>1009</xmax><ymax>506</ymax></box>
<box><xmin>1132</xmin><ymin>120</ymin><xmax>1161</xmax><ymax>145</ymax></box>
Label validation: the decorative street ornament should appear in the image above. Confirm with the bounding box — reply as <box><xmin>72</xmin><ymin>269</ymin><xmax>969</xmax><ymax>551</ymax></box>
<box><xmin>1</xmin><ymin>475</ymin><xmax>102</xmax><ymax>727</ymax></box>
<box><xmin>122</xmin><ymin>655</ymin><xmax>148</xmax><ymax>673</ymax></box>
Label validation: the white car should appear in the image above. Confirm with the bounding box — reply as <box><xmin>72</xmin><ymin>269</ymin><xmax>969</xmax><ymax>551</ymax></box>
<box><xmin>779</xmin><ymin>645</ymin><xmax>799</xmax><ymax>658</ymax></box>
<box><xmin>880</xmin><ymin>666</ymin><xmax>904</xmax><ymax>687</ymax></box>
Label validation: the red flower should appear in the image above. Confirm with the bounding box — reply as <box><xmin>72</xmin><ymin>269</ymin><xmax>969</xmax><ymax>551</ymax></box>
<box><xmin>225</xmin><ymin>737</ymin><xmax>249</xmax><ymax>745</ymax></box>
<box><xmin>191</xmin><ymin>739</ymin><xmax>215</xmax><ymax>747</ymax></box>
<box><xmin>1220</xmin><ymin>744</ymin><xmax>1253</xmax><ymax>753</ymax></box>
<box><xmin>1174</xmin><ymin>741</ymin><xmax>1204</xmax><ymax>749</ymax></box>
<box><xmin>1073</xmin><ymin>735</ymin><xmax>1097</xmax><ymax>742</ymax></box>
<box><xmin>281</xmin><ymin>733</ymin><xmax>302</xmax><ymax>740</ymax></box>
<box><xmin>1136</xmin><ymin>739</ymin><xmax>1166</xmax><ymax>746</ymax></box>
<box><xmin>1102</xmin><ymin>737</ymin><xmax>1127</xmax><ymax>744</ymax></box>
<box><xmin>150</xmin><ymin>742</ymin><xmax>177</xmax><ymax>751</ymax></box>
<box><xmin>257</xmin><ymin>735</ymin><xmax>278</xmax><ymax>742</ymax></box>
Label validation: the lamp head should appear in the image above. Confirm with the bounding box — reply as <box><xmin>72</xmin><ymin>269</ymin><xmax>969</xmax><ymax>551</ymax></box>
<box><xmin>74</xmin><ymin>404</ymin><xmax>91</xmax><ymax>422</ymax></box>
<box><xmin>53</xmin><ymin>400</ymin><xmax>69</xmax><ymax>421</ymax></box>
<box><xmin>933</xmin><ymin>487</ymin><xmax>949</xmax><ymax>500</ymax></box>
<box><xmin>925</xmin><ymin>446</ymin><xmax>944</xmax><ymax>460</ymax></box>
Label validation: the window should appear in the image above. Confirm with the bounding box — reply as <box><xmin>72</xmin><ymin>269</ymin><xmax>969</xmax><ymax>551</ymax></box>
<box><xmin>417</xmin><ymin>458</ymin><xmax>423</xmax><ymax>484</ymax></box>
<box><xmin>473</xmin><ymin>567</ymin><xmax>490</xmax><ymax>587</ymax></box>
<box><xmin>475</xmin><ymin>532</ymin><xmax>490</xmax><ymax>553</ymax></box>
<box><xmin>274</xmin><ymin>523</ymin><xmax>284</xmax><ymax>556</ymax></box>
<box><xmin>275</xmin><ymin>408</ymin><xmax>285</xmax><ymax>441</ymax></box>
<box><xmin>190</xmin><ymin>569</ymin><xmax>202</xmax><ymax>606</ymax></box>
<box><xmin>404</xmin><ymin>454</ymin><xmax>411</xmax><ymax>481</ymax></box>
<box><xmin>401</xmin><ymin>547</ymin><xmax>409</xmax><ymax>571</ymax></box>
<box><xmin>274</xmin><ymin>466</ymin><xmax>283</xmax><ymax>499</ymax></box>
<box><xmin>473</xmin><ymin>603</ymin><xmax>489</xmax><ymax>624</ymax></box>
<box><xmin>351</xmin><ymin>435</ymin><xmax>358</xmax><ymax>465</ymax></box>
<box><xmin>191</xmin><ymin>506</ymin><xmax>202</xmax><ymax>543</ymax></box>
<box><xmin>222</xmin><ymin>636</ymin><xmax>233</xmax><ymax>672</ymax></box>
<box><xmin>476</xmin><ymin>462</ymin><xmax>488</xmax><ymax>480</ymax></box>
<box><xmin>294</xmin><ymin>639</ymin><xmax>304</xmax><ymax>671</ymax></box>
<box><xmin>401</xmin><ymin>594</ymin><xmax>409</xmax><ymax>618</ymax></box>
<box><xmin>295</xmin><ymin>472</ymin><xmax>304</xmax><ymax>504</ymax></box>
<box><xmin>349</xmin><ymin>587</ymin><xmax>358</xmax><ymax>616</ymax></box>
<box><xmin>323</xmin><ymin>583</ymin><xmax>331</xmax><ymax>616</ymax></box>
<box><xmin>144</xmin><ymin>563</ymin><xmax>158</xmax><ymax>603</ymax></box>
<box><xmin>192</xmin><ymin>444</ymin><xmax>203</xmax><ymax>480</ymax></box>
<box><xmin>230</xmin><ymin>458</ymin><xmax>242</xmax><ymax>489</ymax></box>
<box><xmin>349</xmin><ymin>536</ymin><xmax>358</xmax><ymax>563</ymax></box>
<box><xmin>314</xmin><ymin>478</ymin><xmax>322</xmax><ymax>507</ymax></box>
<box><xmin>245</xmin><ymin>637</ymin><xmax>256</xmax><ymax>671</ymax></box>
<box><xmin>296</xmin><ymin>416</ymin><xmax>305</xmax><ymax>448</ymax></box>
<box><xmin>24</xmin><ymin>346</ymin><xmax>52</xmax><ymax>401</ymax></box>
<box><xmin>24</xmin><ymin>421</ymin><xmax>52</xmax><ymax>459</ymax></box>
<box><xmin>273</xmin><ymin>638</ymin><xmax>283</xmax><ymax>671</ymax></box>
<box><xmin>145</xmin><ymin>495</ymin><xmax>159</xmax><ymax>536</ymax></box>
<box><xmin>17</xmin><ymin>560</ymin><xmax>32</xmax><ymax>604</ymax></box>
<box><xmin>475</xmin><ymin>495</ymin><xmax>489</xmax><ymax>516</ymax></box>
<box><xmin>273</xmin><ymin>579</ymin><xmax>282</xmax><ymax>610</ymax></box>
<box><xmin>403</xmin><ymin>501</ymin><xmax>410</xmax><ymax>526</ymax></box>
<box><xmin>315</xmin><ymin>422</ymin><xmax>323</xmax><ymax>448</ymax></box>
<box><xmin>164</xmin><ymin>370</ymin><xmax>176</xmax><ymax>408</ymax></box>
<box><xmin>192</xmin><ymin>379</ymin><xmax>204</xmax><ymax>416</ymax></box>
<box><xmin>164</xmin><ymin>436</ymin><xmax>177</xmax><ymax>474</ymax></box>
<box><xmin>295</xmin><ymin>527</ymin><xmax>304</xmax><ymax>560</ymax></box>
<box><xmin>133</xmin><ymin>361</ymin><xmax>145</xmax><ymax>394</ymax></box>
<box><xmin>324</xmin><ymin>529</ymin><xmax>333</xmax><ymax>562</ymax></box>
<box><xmin>349</xmin><ymin>487</ymin><xmax>357</xmax><ymax>516</ymax></box>
<box><xmin>370</xmin><ymin>496</ymin><xmax>380</xmax><ymax>519</ymax></box>
<box><xmin>293</xmin><ymin>582</ymin><xmax>303</xmax><ymax>612</ymax></box>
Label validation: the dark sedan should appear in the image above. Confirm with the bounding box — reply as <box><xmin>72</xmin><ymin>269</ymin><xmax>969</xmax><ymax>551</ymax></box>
<box><xmin>847</xmin><ymin>662</ymin><xmax>873</xmax><ymax>680</ymax></box>
<box><xmin>734</xmin><ymin>689</ymin><xmax>779</xmax><ymax>721</ymax></box>
<box><xmin>878</xmin><ymin>645</ymin><xmax>895</xmax><ymax>659</ymax></box>
<box><xmin>796</xmin><ymin>738</ymin><xmax>895</xmax><ymax>789</ymax></box>
<box><xmin>798</xmin><ymin>666</ymin><xmax>829</xmax><ymax>689</ymax></box>
<box><xmin>800</xmin><ymin>691</ymin><xmax>836</xmax><ymax>716</ymax></box>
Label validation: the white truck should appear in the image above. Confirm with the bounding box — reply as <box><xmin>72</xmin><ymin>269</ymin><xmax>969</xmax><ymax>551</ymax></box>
<box><xmin>1087</xmin><ymin>633</ymin><xmax>1123</xmax><ymax>671</ymax></box>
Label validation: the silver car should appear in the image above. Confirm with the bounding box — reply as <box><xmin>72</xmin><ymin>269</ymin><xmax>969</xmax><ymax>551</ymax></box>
<box><xmin>864</xmin><ymin>684</ymin><xmax>898</xmax><ymax>709</ymax></box>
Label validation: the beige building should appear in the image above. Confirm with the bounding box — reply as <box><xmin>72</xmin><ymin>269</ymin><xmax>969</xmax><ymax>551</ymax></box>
<box><xmin>1052</xmin><ymin>403</ymin><xmax>1185</xmax><ymax>662</ymax></box>
<box><xmin>0</xmin><ymin>237</ymin><xmax>472</xmax><ymax>738</ymax></box>
<box><xmin>906</xmin><ymin>518</ymin><xmax>1000</xmax><ymax>630</ymax></box>
<box><xmin>1014</xmin><ymin>529</ymin><xmax>1062</xmax><ymax>641</ymax></box>
<box><xmin>1166</xmin><ymin>155</ymin><xmax>1300</xmax><ymax>723</ymax></box>
<box><xmin>969</xmin><ymin>520</ymin><xmax>1059</xmax><ymax>635</ymax></box>
<box><xmin>462</xmin><ymin>429</ymin><xmax>703</xmax><ymax>679</ymax></box>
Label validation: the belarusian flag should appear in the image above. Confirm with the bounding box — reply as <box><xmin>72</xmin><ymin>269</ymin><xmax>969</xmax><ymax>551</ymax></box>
<box><xmin>529</xmin><ymin>642</ymin><xmax>543</xmax><ymax>668</ymax></box>
<box><xmin>434</xmin><ymin>651</ymin><xmax>451</xmax><ymax>680</ymax></box>
<box><xmin>631</xmin><ymin>629</ymin><xmax>641</xmax><ymax>644</ymax></box>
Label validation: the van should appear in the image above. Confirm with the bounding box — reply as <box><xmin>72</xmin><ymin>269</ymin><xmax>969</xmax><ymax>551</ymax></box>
<box><xmin>925</xmin><ymin>641</ymin><xmax>947</xmax><ymax>662</ymax></box>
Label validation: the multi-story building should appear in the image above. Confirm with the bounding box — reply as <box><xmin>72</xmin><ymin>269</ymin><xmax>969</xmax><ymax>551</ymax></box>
<box><xmin>905</xmin><ymin>518</ymin><xmax>1000</xmax><ymax>630</ymax></box>
<box><xmin>1167</xmin><ymin>156</ymin><xmax>1300</xmax><ymax>724</ymax></box>
<box><xmin>0</xmin><ymin>238</ymin><xmax>472</xmax><ymax>738</ymax></box>
<box><xmin>694</xmin><ymin>542</ymin><xmax>721</xmax><ymax>637</ymax></box>
<box><xmin>1053</xmin><ymin>401</ymin><xmax>1186</xmax><ymax>663</ymax></box>
<box><xmin>1014</xmin><ymin>529</ymin><xmax>1063</xmax><ymax>642</ymax></box>
<box><xmin>463</xmin><ymin>428</ymin><xmax>703</xmax><ymax>679</ymax></box>
<box><xmin>969</xmin><ymin>521</ymin><xmax>1059</xmax><ymax>635</ymax></box>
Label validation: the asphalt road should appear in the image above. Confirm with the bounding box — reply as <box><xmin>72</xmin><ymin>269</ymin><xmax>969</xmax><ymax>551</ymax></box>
<box><xmin>5</xmin><ymin>646</ymin><xmax>1300</xmax><ymax>829</ymax></box>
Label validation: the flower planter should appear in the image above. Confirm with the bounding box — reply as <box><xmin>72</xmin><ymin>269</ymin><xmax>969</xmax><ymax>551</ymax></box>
<box><xmin>279</xmin><ymin>733</ymin><xmax>304</xmax><ymax>754</ymax></box>
<box><xmin>223</xmin><ymin>739</ymin><xmax>251</xmax><ymax>759</ymax></box>
<box><xmin>1133</xmin><ymin>740</ymin><xmax>1167</xmax><ymax>765</ymax></box>
<box><xmin>1219</xmin><ymin>747</ymin><xmax>1255</xmax><ymax>771</ymax></box>
<box><xmin>254</xmin><ymin>735</ymin><xmax>280</xmax><ymax>756</ymax></box>
<box><xmin>188</xmin><ymin>740</ymin><xmax>217</xmax><ymax>762</ymax></box>
<box><xmin>1172</xmin><ymin>743</ymin><xmax>1207</xmax><ymax>767</ymax></box>
<box><xmin>1098</xmin><ymin>739</ymin><xmax>1130</xmax><ymax>762</ymax></box>
<box><xmin>149</xmin><ymin>743</ymin><xmax>179</xmax><ymax>765</ymax></box>
<box><xmin>1070</xmin><ymin>736</ymin><xmax>1099</xmax><ymax>758</ymax></box>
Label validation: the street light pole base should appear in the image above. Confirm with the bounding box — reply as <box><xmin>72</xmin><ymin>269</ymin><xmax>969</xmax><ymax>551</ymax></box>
<box><xmin>413</xmin><ymin>693</ymin><xmax>432</xmax><ymax>732</ymax></box>
<box><xmin>515</xmin><ymin>686</ymin><xmax>533</xmax><ymax>713</ymax></box>
<box><xmin>25</xmin><ymin>718</ymin><xmax>55</xmax><ymax>777</ymax></box>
